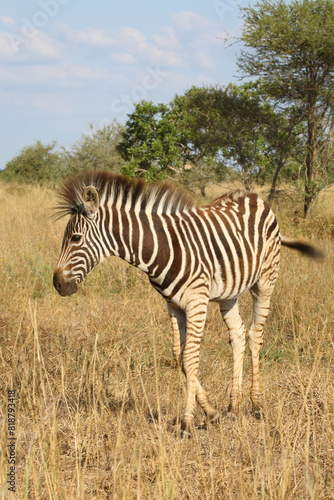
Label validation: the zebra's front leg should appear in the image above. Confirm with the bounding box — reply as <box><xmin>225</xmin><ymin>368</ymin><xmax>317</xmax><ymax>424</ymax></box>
<box><xmin>167</xmin><ymin>303</ymin><xmax>218</xmax><ymax>430</ymax></box>
<box><xmin>220</xmin><ymin>299</ymin><xmax>246</xmax><ymax>413</ymax></box>
<box><xmin>181</xmin><ymin>300</ymin><xmax>218</xmax><ymax>433</ymax></box>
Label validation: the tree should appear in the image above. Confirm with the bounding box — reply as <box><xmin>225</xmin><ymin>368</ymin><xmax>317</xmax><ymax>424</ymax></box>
<box><xmin>172</xmin><ymin>87</ymin><xmax>225</xmax><ymax>165</ymax></box>
<box><xmin>64</xmin><ymin>121</ymin><xmax>125</xmax><ymax>177</ymax></box>
<box><xmin>0</xmin><ymin>141</ymin><xmax>63</xmax><ymax>184</ymax></box>
<box><xmin>116</xmin><ymin>84</ymin><xmax>309</xmax><ymax>195</ymax></box>
<box><xmin>213</xmin><ymin>83</ymin><xmax>272</xmax><ymax>190</ymax></box>
<box><xmin>171</xmin><ymin>87</ymin><xmax>226</xmax><ymax>195</ymax></box>
<box><xmin>238</xmin><ymin>0</ymin><xmax>334</xmax><ymax>215</ymax></box>
<box><xmin>264</xmin><ymin>104</ymin><xmax>305</xmax><ymax>200</ymax></box>
<box><xmin>174</xmin><ymin>84</ymin><xmax>279</xmax><ymax>191</ymax></box>
<box><xmin>116</xmin><ymin>101</ymin><xmax>187</xmax><ymax>180</ymax></box>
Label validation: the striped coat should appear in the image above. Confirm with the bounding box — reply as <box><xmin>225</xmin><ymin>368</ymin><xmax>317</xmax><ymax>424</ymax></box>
<box><xmin>53</xmin><ymin>171</ymin><xmax>322</xmax><ymax>434</ymax></box>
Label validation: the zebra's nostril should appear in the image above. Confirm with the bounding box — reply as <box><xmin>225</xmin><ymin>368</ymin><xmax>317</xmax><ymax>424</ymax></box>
<box><xmin>53</xmin><ymin>268</ymin><xmax>78</xmax><ymax>296</ymax></box>
<box><xmin>53</xmin><ymin>270</ymin><xmax>63</xmax><ymax>292</ymax></box>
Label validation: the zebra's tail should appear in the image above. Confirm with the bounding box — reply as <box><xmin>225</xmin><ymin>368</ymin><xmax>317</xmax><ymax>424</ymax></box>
<box><xmin>281</xmin><ymin>236</ymin><xmax>324</xmax><ymax>261</ymax></box>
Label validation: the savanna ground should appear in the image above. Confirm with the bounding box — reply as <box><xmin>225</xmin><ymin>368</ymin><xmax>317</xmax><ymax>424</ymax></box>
<box><xmin>0</xmin><ymin>180</ymin><xmax>333</xmax><ymax>499</ymax></box>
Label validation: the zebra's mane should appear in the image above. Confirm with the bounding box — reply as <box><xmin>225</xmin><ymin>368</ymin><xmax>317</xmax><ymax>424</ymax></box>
<box><xmin>54</xmin><ymin>170</ymin><xmax>195</xmax><ymax>220</ymax></box>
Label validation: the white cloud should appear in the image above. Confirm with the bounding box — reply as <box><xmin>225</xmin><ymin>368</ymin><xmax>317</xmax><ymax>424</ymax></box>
<box><xmin>153</xmin><ymin>26</ymin><xmax>179</xmax><ymax>49</ymax></box>
<box><xmin>0</xmin><ymin>31</ymin><xmax>18</xmax><ymax>57</ymax></box>
<box><xmin>110</xmin><ymin>52</ymin><xmax>136</xmax><ymax>65</ymax></box>
<box><xmin>120</xmin><ymin>27</ymin><xmax>147</xmax><ymax>51</ymax></box>
<box><xmin>61</xmin><ymin>24</ymin><xmax>183</xmax><ymax>68</ymax></box>
<box><xmin>172</xmin><ymin>11</ymin><xmax>212</xmax><ymax>31</ymax></box>
<box><xmin>0</xmin><ymin>29</ymin><xmax>60</xmax><ymax>60</ymax></box>
<box><xmin>0</xmin><ymin>11</ymin><xmax>222</xmax><ymax>92</ymax></box>
<box><xmin>0</xmin><ymin>60</ymin><xmax>128</xmax><ymax>88</ymax></box>
<box><xmin>1</xmin><ymin>16</ymin><xmax>15</xmax><ymax>26</ymax></box>
<box><xmin>67</xmin><ymin>63</ymin><xmax>118</xmax><ymax>82</ymax></box>
<box><xmin>27</xmin><ymin>31</ymin><xmax>60</xmax><ymax>58</ymax></box>
<box><xmin>61</xmin><ymin>25</ymin><xmax>144</xmax><ymax>51</ymax></box>
<box><xmin>63</xmin><ymin>26</ymin><xmax>115</xmax><ymax>47</ymax></box>
<box><xmin>31</xmin><ymin>93</ymin><xmax>65</xmax><ymax>113</ymax></box>
<box><xmin>194</xmin><ymin>49</ymin><xmax>214</xmax><ymax>68</ymax></box>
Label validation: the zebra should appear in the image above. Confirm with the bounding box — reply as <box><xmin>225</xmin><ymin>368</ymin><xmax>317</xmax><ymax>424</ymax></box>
<box><xmin>53</xmin><ymin>170</ymin><xmax>323</xmax><ymax>434</ymax></box>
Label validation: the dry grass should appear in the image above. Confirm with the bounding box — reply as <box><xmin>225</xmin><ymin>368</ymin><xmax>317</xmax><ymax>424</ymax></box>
<box><xmin>0</xmin><ymin>182</ymin><xmax>333</xmax><ymax>499</ymax></box>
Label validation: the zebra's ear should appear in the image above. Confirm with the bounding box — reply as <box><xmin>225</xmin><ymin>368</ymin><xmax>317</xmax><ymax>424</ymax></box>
<box><xmin>82</xmin><ymin>185</ymin><xmax>99</xmax><ymax>216</ymax></box>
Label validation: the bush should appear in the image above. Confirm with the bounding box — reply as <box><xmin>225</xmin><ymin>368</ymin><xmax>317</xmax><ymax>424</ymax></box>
<box><xmin>63</xmin><ymin>121</ymin><xmax>126</xmax><ymax>177</ymax></box>
<box><xmin>1</xmin><ymin>141</ymin><xmax>64</xmax><ymax>184</ymax></box>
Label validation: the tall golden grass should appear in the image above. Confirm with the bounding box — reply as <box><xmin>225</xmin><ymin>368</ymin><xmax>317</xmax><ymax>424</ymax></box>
<box><xmin>0</xmin><ymin>181</ymin><xmax>333</xmax><ymax>499</ymax></box>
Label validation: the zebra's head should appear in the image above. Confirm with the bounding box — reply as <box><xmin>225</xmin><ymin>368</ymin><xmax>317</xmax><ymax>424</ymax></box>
<box><xmin>53</xmin><ymin>185</ymin><xmax>104</xmax><ymax>296</ymax></box>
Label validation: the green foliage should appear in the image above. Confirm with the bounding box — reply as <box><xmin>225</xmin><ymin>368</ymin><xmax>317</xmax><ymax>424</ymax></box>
<box><xmin>115</xmin><ymin>83</ymin><xmax>320</xmax><ymax>195</ymax></box>
<box><xmin>239</xmin><ymin>0</ymin><xmax>334</xmax><ymax>102</ymax></box>
<box><xmin>177</xmin><ymin>157</ymin><xmax>227</xmax><ymax>196</ymax></box>
<box><xmin>0</xmin><ymin>141</ymin><xmax>63</xmax><ymax>184</ymax></box>
<box><xmin>238</xmin><ymin>0</ymin><xmax>334</xmax><ymax>213</ymax></box>
<box><xmin>174</xmin><ymin>83</ymin><xmax>300</xmax><ymax>191</ymax></box>
<box><xmin>116</xmin><ymin>101</ymin><xmax>187</xmax><ymax>180</ymax></box>
<box><xmin>208</xmin><ymin>83</ymin><xmax>272</xmax><ymax>190</ymax></box>
<box><xmin>1</xmin><ymin>122</ymin><xmax>126</xmax><ymax>185</ymax></box>
<box><xmin>172</xmin><ymin>87</ymin><xmax>224</xmax><ymax>163</ymax></box>
<box><xmin>63</xmin><ymin>121</ymin><xmax>126</xmax><ymax>177</ymax></box>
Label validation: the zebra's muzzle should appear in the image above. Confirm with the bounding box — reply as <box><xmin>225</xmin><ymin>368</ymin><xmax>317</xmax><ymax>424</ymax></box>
<box><xmin>53</xmin><ymin>268</ymin><xmax>79</xmax><ymax>297</ymax></box>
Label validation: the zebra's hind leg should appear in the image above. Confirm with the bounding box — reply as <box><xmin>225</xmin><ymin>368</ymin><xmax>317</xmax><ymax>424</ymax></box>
<box><xmin>167</xmin><ymin>302</ymin><xmax>219</xmax><ymax>431</ymax></box>
<box><xmin>248</xmin><ymin>281</ymin><xmax>275</xmax><ymax>418</ymax></box>
<box><xmin>220</xmin><ymin>299</ymin><xmax>246</xmax><ymax>414</ymax></box>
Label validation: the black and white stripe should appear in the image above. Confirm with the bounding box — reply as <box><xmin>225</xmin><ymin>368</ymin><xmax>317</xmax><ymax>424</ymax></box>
<box><xmin>53</xmin><ymin>171</ymin><xmax>322</xmax><ymax>433</ymax></box>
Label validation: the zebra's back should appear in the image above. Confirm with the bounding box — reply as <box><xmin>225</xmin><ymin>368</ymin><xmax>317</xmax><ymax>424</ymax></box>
<box><xmin>150</xmin><ymin>190</ymin><xmax>281</xmax><ymax>306</ymax></box>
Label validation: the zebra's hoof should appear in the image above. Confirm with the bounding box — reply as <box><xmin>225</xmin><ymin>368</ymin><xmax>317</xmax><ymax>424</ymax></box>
<box><xmin>250</xmin><ymin>394</ymin><xmax>264</xmax><ymax>419</ymax></box>
<box><xmin>209</xmin><ymin>412</ymin><xmax>220</xmax><ymax>424</ymax></box>
<box><xmin>180</xmin><ymin>429</ymin><xmax>191</xmax><ymax>440</ymax></box>
<box><xmin>225</xmin><ymin>411</ymin><xmax>238</xmax><ymax>421</ymax></box>
<box><xmin>251</xmin><ymin>407</ymin><xmax>264</xmax><ymax>420</ymax></box>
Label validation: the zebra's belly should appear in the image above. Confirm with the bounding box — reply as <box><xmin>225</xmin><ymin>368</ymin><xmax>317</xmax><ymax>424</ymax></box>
<box><xmin>208</xmin><ymin>267</ymin><xmax>259</xmax><ymax>303</ymax></box>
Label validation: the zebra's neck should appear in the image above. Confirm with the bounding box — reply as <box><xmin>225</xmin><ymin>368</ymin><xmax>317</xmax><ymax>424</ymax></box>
<box><xmin>102</xmin><ymin>199</ymin><xmax>185</xmax><ymax>280</ymax></box>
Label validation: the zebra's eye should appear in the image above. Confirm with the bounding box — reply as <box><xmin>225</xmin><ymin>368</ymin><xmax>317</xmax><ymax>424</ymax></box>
<box><xmin>71</xmin><ymin>234</ymin><xmax>82</xmax><ymax>243</ymax></box>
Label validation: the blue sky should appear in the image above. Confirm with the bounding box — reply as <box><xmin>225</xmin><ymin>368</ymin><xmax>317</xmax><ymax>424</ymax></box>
<box><xmin>0</xmin><ymin>0</ymin><xmax>253</xmax><ymax>169</ymax></box>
